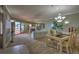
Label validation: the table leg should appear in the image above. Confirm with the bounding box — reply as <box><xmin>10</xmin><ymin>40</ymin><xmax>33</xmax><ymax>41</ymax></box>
<box><xmin>59</xmin><ymin>41</ymin><xmax>63</xmax><ymax>53</ymax></box>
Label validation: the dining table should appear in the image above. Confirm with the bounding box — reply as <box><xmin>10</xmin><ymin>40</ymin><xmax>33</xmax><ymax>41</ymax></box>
<box><xmin>47</xmin><ymin>34</ymin><xmax>70</xmax><ymax>53</ymax></box>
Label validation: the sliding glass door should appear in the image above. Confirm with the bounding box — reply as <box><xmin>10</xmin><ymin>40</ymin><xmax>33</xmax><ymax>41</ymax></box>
<box><xmin>15</xmin><ymin>21</ymin><xmax>25</xmax><ymax>34</ymax></box>
<box><xmin>15</xmin><ymin>22</ymin><xmax>20</xmax><ymax>34</ymax></box>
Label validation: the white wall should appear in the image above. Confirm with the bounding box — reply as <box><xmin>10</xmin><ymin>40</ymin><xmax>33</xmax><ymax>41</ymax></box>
<box><xmin>2</xmin><ymin>6</ymin><xmax>12</xmax><ymax>48</ymax></box>
<box><xmin>63</xmin><ymin>13</ymin><xmax>79</xmax><ymax>31</ymax></box>
<box><xmin>44</xmin><ymin>13</ymin><xmax>79</xmax><ymax>32</ymax></box>
<box><xmin>0</xmin><ymin>14</ymin><xmax>3</xmax><ymax>34</ymax></box>
<box><xmin>45</xmin><ymin>22</ymin><xmax>52</xmax><ymax>30</ymax></box>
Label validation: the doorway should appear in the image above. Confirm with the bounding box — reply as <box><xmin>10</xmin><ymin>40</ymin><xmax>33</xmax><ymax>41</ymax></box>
<box><xmin>15</xmin><ymin>21</ymin><xmax>25</xmax><ymax>35</ymax></box>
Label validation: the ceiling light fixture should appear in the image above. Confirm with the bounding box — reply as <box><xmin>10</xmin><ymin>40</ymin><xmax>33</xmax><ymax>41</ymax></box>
<box><xmin>64</xmin><ymin>21</ymin><xmax>69</xmax><ymax>24</ymax></box>
<box><xmin>54</xmin><ymin>13</ymin><xmax>66</xmax><ymax>22</ymax></box>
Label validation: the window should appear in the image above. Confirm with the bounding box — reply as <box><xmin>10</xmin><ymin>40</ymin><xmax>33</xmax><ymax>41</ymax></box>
<box><xmin>15</xmin><ymin>22</ymin><xmax>21</xmax><ymax>34</ymax></box>
<box><xmin>21</xmin><ymin>23</ymin><xmax>24</xmax><ymax>33</ymax></box>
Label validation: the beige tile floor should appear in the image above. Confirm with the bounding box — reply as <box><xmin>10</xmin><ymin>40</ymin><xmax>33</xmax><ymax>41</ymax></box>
<box><xmin>0</xmin><ymin>33</ymin><xmax>79</xmax><ymax>54</ymax></box>
<box><xmin>0</xmin><ymin>44</ymin><xmax>29</xmax><ymax>54</ymax></box>
<box><xmin>9</xmin><ymin>34</ymin><xmax>58</xmax><ymax>54</ymax></box>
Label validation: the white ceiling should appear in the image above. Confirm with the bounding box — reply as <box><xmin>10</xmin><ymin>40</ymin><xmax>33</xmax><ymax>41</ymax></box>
<box><xmin>6</xmin><ymin>5</ymin><xmax>79</xmax><ymax>23</ymax></box>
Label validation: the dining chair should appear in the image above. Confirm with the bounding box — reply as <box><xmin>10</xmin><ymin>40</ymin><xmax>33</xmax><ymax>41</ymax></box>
<box><xmin>59</xmin><ymin>27</ymin><xmax>77</xmax><ymax>53</ymax></box>
<box><xmin>72</xmin><ymin>28</ymin><xmax>77</xmax><ymax>47</ymax></box>
<box><xmin>71</xmin><ymin>27</ymin><xmax>78</xmax><ymax>53</ymax></box>
<box><xmin>56</xmin><ymin>28</ymin><xmax>74</xmax><ymax>53</ymax></box>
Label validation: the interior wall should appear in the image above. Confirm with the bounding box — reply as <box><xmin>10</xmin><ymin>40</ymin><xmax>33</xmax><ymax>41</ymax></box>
<box><xmin>0</xmin><ymin>14</ymin><xmax>3</xmax><ymax>34</ymax></box>
<box><xmin>43</xmin><ymin>21</ymin><xmax>53</xmax><ymax>31</ymax></box>
<box><xmin>63</xmin><ymin>13</ymin><xmax>79</xmax><ymax>32</ymax></box>
<box><xmin>0</xmin><ymin>13</ymin><xmax>3</xmax><ymax>48</ymax></box>
<box><xmin>44</xmin><ymin>13</ymin><xmax>79</xmax><ymax>32</ymax></box>
<box><xmin>2</xmin><ymin>6</ymin><xmax>12</xmax><ymax>48</ymax></box>
<box><xmin>0</xmin><ymin>6</ymin><xmax>3</xmax><ymax>48</ymax></box>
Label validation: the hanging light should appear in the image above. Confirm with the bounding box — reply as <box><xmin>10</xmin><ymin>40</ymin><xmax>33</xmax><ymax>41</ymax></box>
<box><xmin>54</xmin><ymin>13</ymin><xmax>66</xmax><ymax>22</ymax></box>
<box><xmin>64</xmin><ymin>21</ymin><xmax>69</xmax><ymax>24</ymax></box>
<box><xmin>57</xmin><ymin>20</ymin><xmax>63</xmax><ymax>22</ymax></box>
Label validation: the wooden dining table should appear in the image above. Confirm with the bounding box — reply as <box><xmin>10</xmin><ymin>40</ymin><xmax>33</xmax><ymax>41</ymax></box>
<box><xmin>47</xmin><ymin>34</ymin><xmax>70</xmax><ymax>53</ymax></box>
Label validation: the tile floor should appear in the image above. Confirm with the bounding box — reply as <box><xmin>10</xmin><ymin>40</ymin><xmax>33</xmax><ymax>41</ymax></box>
<box><xmin>0</xmin><ymin>33</ymin><xmax>79</xmax><ymax>54</ymax></box>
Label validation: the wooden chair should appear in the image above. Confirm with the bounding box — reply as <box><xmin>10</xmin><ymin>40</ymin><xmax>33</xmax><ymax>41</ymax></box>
<box><xmin>58</xmin><ymin>27</ymin><xmax>77</xmax><ymax>53</ymax></box>
<box><xmin>56</xmin><ymin>28</ymin><xmax>75</xmax><ymax>53</ymax></box>
<box><xmin>72</xmin><ymin>28</ymin><xmax>77</xmax><ymax>47</ymax></box>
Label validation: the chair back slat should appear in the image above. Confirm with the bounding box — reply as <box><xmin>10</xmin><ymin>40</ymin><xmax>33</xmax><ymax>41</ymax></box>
<box><xmin>68</xmin><ymin>27</ymin><xmax>77</xmax><ymax>48</ymax></box>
